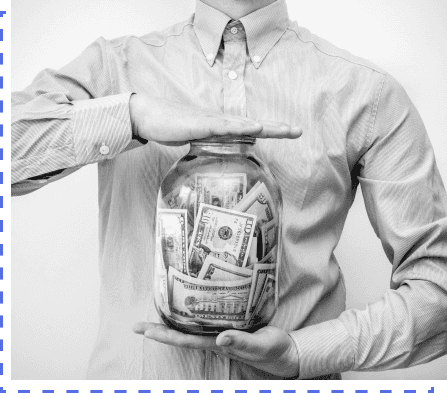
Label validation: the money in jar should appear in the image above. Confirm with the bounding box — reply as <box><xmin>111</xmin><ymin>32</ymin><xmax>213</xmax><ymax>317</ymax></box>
<box><xmin>155</xmin><ymin>137</ymin><xmax>282</xmax><ymax>335</ymax></box>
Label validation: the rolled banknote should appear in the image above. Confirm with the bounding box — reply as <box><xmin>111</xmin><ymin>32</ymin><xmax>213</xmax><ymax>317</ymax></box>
<box><xmin>168</xmin><ymin>268</ymin><xmax>252</xmax><ymax>327</ymax></box>
<box><xmin>261</xmin><ymin>218</ymin><xmax>278</xmax><ymax>257</ymax></box>
<box><xmin>195</xmin><ymin>173</ymin><xmax>247</xmax><ymax>217</ymax></box>
<box><xmin>154</xmin><ymin>240</ymin><xmax>171</xmax><ymax>316</ymax></box>
<box><xmin>249</xmin><ymin>273</ymin><xmax>276</xmax><ymax>323</ymax></box>
<box><xmin>245</xmin><ymin>263</ymin><xmax>276</xmax><ymax>320</ymax></box>
<box><xmin>234</xmin><ymin>181</ymin><xmax>275</xmax><ymax>231</ymax></box>
<box><xmin>157</xmin><ymin>209</ymin><xmax>189</xmax><ymax>274</ymax></box>
<box><xmin>188</xmin><ymin>204</ymin><xmax>256</xmax><ymax>276</ymax></box>
<box><xmin>197</xmin><ymin>254</ymin><xmax>253</xmax><ymax>281</ymax></box>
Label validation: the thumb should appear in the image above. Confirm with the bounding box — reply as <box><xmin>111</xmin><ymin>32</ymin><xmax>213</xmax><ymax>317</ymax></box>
<box><xmin>216</xmin><ymin>330</ymin><xmax>253</xmax><ymax>352</ymax></box>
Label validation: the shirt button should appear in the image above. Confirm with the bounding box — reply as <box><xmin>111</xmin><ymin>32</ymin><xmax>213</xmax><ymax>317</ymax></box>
<box><xmin>206</xmin><ymin>53</ymin><xmax>213</xmax><ymax>61</ymax></box>
<box><xmin>253</xmin><ymin>55</ymin><xmax>261</xmax><ymax>63</ymax></box>
<box><xmin>228</xmin><ymin>71</ymin><xmax>237</xmax><ymax>80</ymax></box>
<box><xmin>100</xmin><ymin>144</ymin><xmax>110</xmax><ymax>155</ymax></box>
<box><xmin>230</xmin><ymin>27</ymin><xmax>238</xmax><ymax>34</ymax></box>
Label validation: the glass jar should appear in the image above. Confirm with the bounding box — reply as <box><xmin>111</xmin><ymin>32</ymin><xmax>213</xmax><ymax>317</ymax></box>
<box><xmin>154</xmin><ymin>137</ymin><xmax>282</xmax><ymax>335</ymax></box>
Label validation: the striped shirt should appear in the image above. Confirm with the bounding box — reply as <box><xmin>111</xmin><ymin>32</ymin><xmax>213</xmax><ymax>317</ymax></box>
<box><xmin>12</xmin><ymin>0</ymin><xmax>447</xmax><ymax>380</ymax></box>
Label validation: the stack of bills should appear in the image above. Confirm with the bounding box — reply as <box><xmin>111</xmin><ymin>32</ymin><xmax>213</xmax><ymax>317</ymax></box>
<box><xmin>156</xmin><ymin>173</ymin><xmax>278</xmax><ymax>328</ymax></box>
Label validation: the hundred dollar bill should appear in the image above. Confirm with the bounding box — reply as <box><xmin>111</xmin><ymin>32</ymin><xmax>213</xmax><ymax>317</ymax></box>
<box><xmin>261</xmin><ymin>218</ymin><xmax>277</xmax><ymax>257</ymax></box>
<box><xmin>168</xmin><ymin>268</ymin><xmax>252</xmax><ymax>327</ymax></box>
<box><xmin>195</xmin><ymin>173</ymin><xmax>247</xmax><ymax>217</ymax></box>
<box><xmin>197</xmin><ymin>254</ymin><xmax>253</xmax><ymax>281</ymax></box>
<box><xmin>245</xmin><ymin>263</ymin><xmax>276</xmax><ymax>320</ymax></box>
<box><xmin>188</xmin><ymin>204</ymin><xmax>256</xmax><ymax>276</ymax></box>
<box><xmin>157</xmin><ymin>209</ymin><xmax>189</xmax><ymax>274</ymax></box>
<box><xmin>234</xmin><ymin>181</ymin><xmax>275</xmax><ymax>231</ymax></box>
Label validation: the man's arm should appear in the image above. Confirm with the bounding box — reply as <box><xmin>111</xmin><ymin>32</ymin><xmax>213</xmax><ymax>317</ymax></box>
<box><xmin>134</xmin><ymin>73</ymin><xmax>447</xmax><ymax>379</ymax></box>
<box><xmin>12</xmin><ymin>37</ymin><xmax>136</xmax><ymax>195</ymax></box>
<box><xmin>12</xmin><ymin>36</ymin><xmax>300</xmax><ymax>196</ymax></box>
<box><xmin>288</xmin><ymin>74</ymin><xmax>447</xmax><ymax>378</ymax></box>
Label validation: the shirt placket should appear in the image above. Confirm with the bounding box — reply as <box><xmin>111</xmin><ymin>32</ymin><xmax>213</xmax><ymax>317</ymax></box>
<box><xmin>203</xmin><ymin>24</ymin><xmax>248</xmax><ymax>381</ymax></box>
<box><xmin>222</xmin><ymin>30</ymin><xmax>248</xmax><ymax>117</ymax></box>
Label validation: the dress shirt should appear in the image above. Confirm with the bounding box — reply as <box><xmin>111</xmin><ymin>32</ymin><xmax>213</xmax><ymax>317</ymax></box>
<box><xmin>12</xmin><ymin>0</ymin><xmax>447</xmax><ymax>380</ymax></box>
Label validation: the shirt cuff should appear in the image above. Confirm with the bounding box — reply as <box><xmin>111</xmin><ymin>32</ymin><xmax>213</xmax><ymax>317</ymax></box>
<box><xmin>288</xmin><ymin>319</ymin><xmax>355</xmax><ymax>379</ymax></box>
<box><xmin>71</xmin><ymin>93</ymin><xmax>133</xmax><ymax>165</ymax></box>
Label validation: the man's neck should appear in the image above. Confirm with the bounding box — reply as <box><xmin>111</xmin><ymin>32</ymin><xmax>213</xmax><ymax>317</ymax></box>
<box><xmin>200</xmin><ymin>0</ymin><xmax>277</xmax><ymax>20</ymax></box>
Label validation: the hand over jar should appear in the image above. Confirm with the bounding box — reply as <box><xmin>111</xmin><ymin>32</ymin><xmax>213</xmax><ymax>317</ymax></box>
<box><xmin>129</xmin><ymin>94</ymin><xmax>302</xmax><ymax>145</ymax></box>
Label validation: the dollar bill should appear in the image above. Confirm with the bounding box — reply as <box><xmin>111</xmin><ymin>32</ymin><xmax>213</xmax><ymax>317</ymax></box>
<box><xmin>250</xmin><ymin>273</ymin><xmax>276</xmax><ymax>323</ymax></box>
<box><xmin>234</xmin><ymin>181</ymin><xmax>275</xmax><ymax>231</ymax></box>
<box><xmin>245</xmin><ymin>263</ymin><xmax>276</xmax><ymax>320</ymax></box>
<box><xmin>154</xmin><ymin>239</ymin><xmax>171</xmax><ymax>316</ymax></box>
<box><xmin>160</xmin><ymin>182</ymin><xmax>196</xmax><ymax>236</ymax></box>
<box><xmin>248</xmin><ymin>236</ymin><xmax>258</xmax><ymax>265</ymax></box>
<box><xmin>188</xmin><ymin>204</ymin><xmax>256</xmax><ymax>276</ymax></box>
<box><xmin>168</xmin><ymin>267</ymin><xmax>252</xmax><ymax>327</ymax></box>
<box><xmin>197</xmin><ymin>254</ymin><xmax>253</xmax><ymax>281</ymax></box>
<box><xmin>257</xmin><ymin>244</ymin><xmax>277</xmax><ymax>265</ymax></box>
<box><xmin>261</xmin><ymin>218</ymin><xmax>277</xmax><ymax>257</ymax></box>
<box><xmin>195</xmin><ymin>173</ymin><xmax>247</xmax><ymax>217</ymax></box>
<box><xmin>157</xmin><ymin>209</ymin><xmax>189</xmax><ymax>274</ymax></box>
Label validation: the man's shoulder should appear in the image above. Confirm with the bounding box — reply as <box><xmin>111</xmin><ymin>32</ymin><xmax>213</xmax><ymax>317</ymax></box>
<box><xmin>107</xmin><ymin>16</ymin><xmax>194</xmax><ymax>49</ymax></box>
<box><xmin>287</xmin><ymin>21</ymin><xmax>387</xmax><ymax>77</ymax></box>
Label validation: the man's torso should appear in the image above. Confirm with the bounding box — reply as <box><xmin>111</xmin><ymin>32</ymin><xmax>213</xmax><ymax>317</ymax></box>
<box><xmin>87</xmin><ymin>11</ymin><xmax>385</xmax><ymax>379</ymax></box>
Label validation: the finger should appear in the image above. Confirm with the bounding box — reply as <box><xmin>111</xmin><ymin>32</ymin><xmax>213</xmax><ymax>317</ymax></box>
<box><xmin>212</xmin><ymin>347</ymin><xmax>256</xmax><ymax>364</ymax></box>
<box><xmin>255</xmin><ymin>120</ymin><xmax>302</xmax><ymax>139</ymax></box>
<box><xmin>192</xmin><ymin>116</ymin><xmax>263</xmax><ymax>139</ymax></box>
<box><xmin>216</xmin><ymin>330</ymin><xmax>267</xmax><ymax>361</ymax></box>
<box><xmin>135</xmin><ymin>322</ymin><xmax>219</xmax><ymax>350</ymax></box>
<box><xmin>133</xmin><ymin>321</ymin><xmax>151</xmax><ymax>334</ymax></box>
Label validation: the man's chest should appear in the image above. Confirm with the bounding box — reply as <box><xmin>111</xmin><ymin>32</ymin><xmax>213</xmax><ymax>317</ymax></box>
<box><xmin>105</xmin><ymin>36</ymin><xmax>363</xmax><ymax>214</ymax></box>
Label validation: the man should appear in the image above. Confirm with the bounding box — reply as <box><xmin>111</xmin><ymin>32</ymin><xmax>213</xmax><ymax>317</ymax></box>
<box><xmin>12</xmin><ymin>0</ymin><xmax>447</xmax><ymax>380</ymax></box>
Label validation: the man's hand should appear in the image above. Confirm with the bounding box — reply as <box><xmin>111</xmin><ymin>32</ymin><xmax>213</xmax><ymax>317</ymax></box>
<box><xmin>129</xmin><ymin>94</ymin><xmax>302</xmax><ymax>145</ymax></box>
<box><xmin>133</xmin><ymin>322</ymin><xmax>300</xmax><ymax>378</ymax></box>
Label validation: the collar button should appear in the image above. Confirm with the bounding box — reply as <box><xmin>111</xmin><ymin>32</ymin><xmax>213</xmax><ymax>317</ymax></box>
<box><xmin>228</xmin><ymin>71</ymin><xmax>237</xmax><ymax>80</ymax></box>
<box><xmin>206</xmin><ymin>53</ymin><xmax>213</xmax><ymax>61</ymax></box>
<box><xmin>253</xmin><ymin>55</ymin><xmax>261</xmax><ymax>63</ymax></box>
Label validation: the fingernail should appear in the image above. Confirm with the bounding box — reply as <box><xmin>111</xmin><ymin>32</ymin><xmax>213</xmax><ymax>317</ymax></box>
<box><xmin>291</xmin><ymin>126</ymin><xmax>301</xmax><ymax>133</ymax></box>
<box><xmin>219</xmin><ymin>336</ymin><xmax>232</xmax><ymax>347</ymax></box>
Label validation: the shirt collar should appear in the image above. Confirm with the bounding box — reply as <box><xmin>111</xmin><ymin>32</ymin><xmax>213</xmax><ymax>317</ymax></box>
<box><xmin>193</xmin><ymin>0</ymin><xmax>290</xmax><ymax>68</ymax></box>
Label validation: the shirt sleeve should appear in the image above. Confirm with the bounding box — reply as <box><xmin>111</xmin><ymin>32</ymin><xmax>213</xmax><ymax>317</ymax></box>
<box><xmin>289</xmin><ymin>73</ymin><xmax>447</xmax><ymax>378</ymax></box>
<box><xmin>12</xmin><ymin>36</ymin><xmax>137</xmax><ymax>195</ymax></box>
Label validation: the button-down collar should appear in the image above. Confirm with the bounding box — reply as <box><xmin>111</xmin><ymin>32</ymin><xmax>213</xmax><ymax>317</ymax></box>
<box><xmin>193</xmin><ymin>0</ymin><xmax>290</xmax><ymax>68</ymax></box>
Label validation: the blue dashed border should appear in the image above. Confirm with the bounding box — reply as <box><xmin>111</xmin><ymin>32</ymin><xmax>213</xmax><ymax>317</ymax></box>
<box><xmin>0</xmin><ymin>389</ymin><xmax>438</xmax><ymax>393</ymax></box>
<box><xmin>0</xmin><ymin>0</ymin><xmax>11</xmax><ymax>393</ymax></box>
<box><xmin>0</xmin><ymin>0</ymin><xmax>447</xmax><ymax>393</ymax></box>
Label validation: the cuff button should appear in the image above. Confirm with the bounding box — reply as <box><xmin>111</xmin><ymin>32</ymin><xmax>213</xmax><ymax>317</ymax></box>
<box><xmin>100</xmin><ymin>144</ymin><xmax>110</xmax><ymax>155</ymax></box>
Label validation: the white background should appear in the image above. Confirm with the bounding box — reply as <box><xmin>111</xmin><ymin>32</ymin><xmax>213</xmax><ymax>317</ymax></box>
<box><xmin>11</xmin><ymin>0</ymin><xmax>447</xmax><ymax>380</ymax></box>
